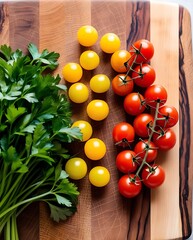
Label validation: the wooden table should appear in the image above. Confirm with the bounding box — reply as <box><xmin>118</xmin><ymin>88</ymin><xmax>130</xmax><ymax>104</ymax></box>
<box><xmin>0</xmin><ymin>0</ymin><xmax>193</xmax><ymax>239</ymax></box>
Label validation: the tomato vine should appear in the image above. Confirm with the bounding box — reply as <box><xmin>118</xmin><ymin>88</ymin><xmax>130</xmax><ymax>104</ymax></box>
<box><xmin>113</xmin><ymin>39</ymin><xmax>178</xmax><ymax>198</ymax></box>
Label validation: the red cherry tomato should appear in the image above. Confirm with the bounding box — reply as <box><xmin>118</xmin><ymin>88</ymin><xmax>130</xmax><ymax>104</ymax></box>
<box><xmin>129</xmin><ymin>39</ymin><xmax>154</xmax><ymax>65</ymax></box>
<box><xmin>116</xmin><ymin>150</ymin><xmax>138</xmax><ymax>173</ymax></box>
<box><xmin>133</xmin><ymin>113</ymin><xmax>154</xmax><ymax>138</ymax></box>
<box><xmin>112</xmin><ymin>74</ymin><xmax>134</xmax><ymax>96</ymax></box>
<box><xmin>123</xmin><ymin>92</ymin><xmax>146</xmax><ymax>116</ymax></box>
<box><xmin>152</xmin><ymin>128</ymin><xmax>176</xmax><ymax>151</ymax></box>
<box><xmin>118</xmin><ymin>174</ymin><xmax>142</xmax><ymax>198</ymax></box>
<box><xmin>142</xmin><ymin>165</ymin><xmax>165</xmax><ymax>188</ymax></box>
<box><xmin>132</xmin><ymin>63</ymin><xmax>156</xmax><ymax>88</ymax></box>
<box><xmin>134</xmin><ymin>140</ymin><xmax>158</xmax><ymax>163</ymax></box>
<box><xmin>156</xmin><ymin>105</ymin><xmax>179</xmax><ymax>128</ymax></box>
<box><xmin>112</xmin><ymin>122</ymin><xmax>135</xmax><ymax>147</ymax></box>
<box><xmin>144</xmin><ymin>84</ymin><xmax>167</xmax><ymax>108</ymax></box>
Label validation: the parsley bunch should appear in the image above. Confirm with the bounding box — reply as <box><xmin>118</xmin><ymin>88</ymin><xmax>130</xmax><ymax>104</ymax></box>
<box><xmin>0</xmin><ymin>44</ymin><xmax>82</xmax><ymax>240</ymax></box>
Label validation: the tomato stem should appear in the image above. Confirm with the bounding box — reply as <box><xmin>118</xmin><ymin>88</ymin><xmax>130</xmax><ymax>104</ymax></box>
<box><xmin>124</xmin><ymin>44</ymin><xmax>147</xmax><ymax>83</ymax></box>
<box><xmin>135</xmin><ymin>102</ymin><xmax>160</xmax><ymax>177</ymax></box>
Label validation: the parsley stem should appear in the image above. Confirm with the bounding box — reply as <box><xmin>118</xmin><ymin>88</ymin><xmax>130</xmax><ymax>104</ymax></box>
<box><xmin>0</xmin><ymin>163</ymin><xmax>9</xmax><ymax>197</ymax></box>
<box><xmin>0</xmin><ymin>174</ymin><xmax>24</xmax><ymax>208</ymax></box>
<box><xmin>0</xmin><ymin>191</ymin><xmax>52</xmax><ymax>219</ymax></box>
<box><xmin>11</xmin><ymin>214</ymin><xmax>19</xmax><ymax>240</ymax></box>
<box><xmin>5</xmin><ymin>217</ymin><xmax>11</xmax><ymax>240</ymax></box>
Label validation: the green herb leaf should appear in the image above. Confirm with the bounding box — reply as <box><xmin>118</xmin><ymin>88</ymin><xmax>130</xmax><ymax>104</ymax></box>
<box><xmin>5</xmin><ymin>146</ymin><xmax>19</xmax><ymax>163</ymax></box>
<box><xmin>11</xmin><ymin>161</ymin><xmax>28</xmax><ymax>173</ymax></box>
<box><xmin>6</xmin><ymin>105</ymin><xmax>26</xmax><ymax>124</ymax></box>
<box><xmin>22</xmin><ymin>93</ymin><xmax>38</xmax><ymax>103</ymax></box>
<box><xmin>55</xmin><ymin>194</ymin><xmax>72</xmax><ymax>207</ymax></box>
<box><xmin>0</xmin><ymin>45</ymin><xmax>12</xmax><ymax>60</ymax></box>
<box><xmin>28</xmin><ymin>43</ymin><xmax>60</xmax><ymax>70</ymax></box>
<box><xmin>47</xmin><ymin>203</ymin><xmax>74</xmax><ymax>222</ymax></box>
<box><xmin>58</xmin><ymin>127</ymin><xmax>82</xmax><ymax>142</ymax></box>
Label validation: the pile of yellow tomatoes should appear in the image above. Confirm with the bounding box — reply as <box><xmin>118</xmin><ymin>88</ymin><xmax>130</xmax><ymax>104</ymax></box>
<box><xmin>62</xmin><ymin>25</ymin><xmax>122</xmax><ymax>187</ymax></box>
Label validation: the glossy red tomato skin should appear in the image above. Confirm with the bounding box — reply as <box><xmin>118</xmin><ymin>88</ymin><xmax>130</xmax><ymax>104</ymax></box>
<box><xmin>142</xmin><ymin>165</ymin><xmax>165</xmax><ymax>188</ymax></box>
<box><xmin>116</xmin><ymin>150</ymin><xmax>138</xmax><ymax>173</ymax></box>
<box><xmin>112</xmin><ymin>74</ymin><xmax>134</xmax><ymax>96</ymax></box>
<box><xmin>123</xmin><ymin>92</ymin><xmax>146</xmax><ymax>116</ymax></box>
<box><xmin>133</xmin><ymin>113</ymin><xmax>154</xmax><ymax>138</ymax></box>
<box><xmin>156</xmin><ymin>105</ymin><xmax>179</xmax><ymax>128</ymax></box>
<box><xmin>112</xmin><ymin>122</ymin><xmax>135</xmax><ymax>146</ymax></box>
<box><xmin>132</xmin><ymin>64</ymin><xmax>156</xmax><ymax>88</ymax></box>
<box><xmin>118</xmin><ymin>174</ymin><xmax>142</xmax><ymax>198</ymax></box>
<box><xmin>144</xmin><ymin>84</ymin><xmax>167</xmax><ymax>108</ymax></box>
<box><xmin>129</xmin><ymin>39</ymin><xmax>154</xmax><ymax>64</ymax></box>
<box><xmin>152</xmin><ymin>128</ymin><xmax>176</xmax><ymax>151</ymax></box>
<box><xmin>134</xmin><ymin>140</ymin><xmax>158</xmax><ymax>163</ymax></box>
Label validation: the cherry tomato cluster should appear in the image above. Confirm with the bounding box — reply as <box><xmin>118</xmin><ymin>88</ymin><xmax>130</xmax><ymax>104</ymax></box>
<box><xmin>111</xmin><ymin>39</ymin><xmax>179</xmax><ymax>198</ymax></box>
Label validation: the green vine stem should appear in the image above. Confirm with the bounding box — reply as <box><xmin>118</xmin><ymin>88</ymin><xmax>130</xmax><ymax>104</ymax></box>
<box><xmin>134</xmin><ymin>101</ymin><xmax>160</xmax><ymax>179</ymax></box>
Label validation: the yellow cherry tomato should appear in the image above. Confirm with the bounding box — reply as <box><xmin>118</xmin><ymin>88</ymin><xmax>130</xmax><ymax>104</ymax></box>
<box><xmin>62</xmin><ymin>62</ymin><xmax>83</xmax><ymax>83</ymax></box>
<box><xmin>86</xmin><ymin>99</ymin><xmax>109</xmax><ymax>121</ymax></box>
<box><xmin>111</xmin><ymin>50</ymin><xmax>131</xmax><ymax>73</ymax></box>
<box><xmin>71</xmin><ymin>120</ymin><xmax>93</xmax><ymax>142</ymax></box>
<box><xmin>84</xmin><ymin>138</ymin><xmax>106</xmax><ymax>160</ymax></box>
<box><xmin>100</xmin><ymin>33</ymin><xmax>121</xmax><ymax>53</ymax></box>
<box><xmin>89</xmin><ymin>166</ymin><xmax>110</xmax><ymax>187</ymax></box>
<box><xmin>90</xmin><ymin>74</ymin><xmax>110</xmax><ymax>93</ymax></box>
<box><xmin>77</xmin><ymin>25</ymin><xmax>98</xmax><ymax>47</ymax></box>
<box><xmin>65</xmin><ymin>157</ymin><xmax>87</xmax><ymax>180</ymax></box>
<box><xmin>80</xmin><ymin>50</ymin><xmax>100</xmax><ymax>70</ymax></box>
<box><xmin>68</xmin><ymin>83</ymin><xmax>89</xmax><ymax>103</ymax></box>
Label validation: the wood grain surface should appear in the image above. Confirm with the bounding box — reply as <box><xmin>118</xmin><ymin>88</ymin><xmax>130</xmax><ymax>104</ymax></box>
<box><xmin>0</xmin><ymin>1</ymin><xmax>193</xmax><ymax>240</ymax></box>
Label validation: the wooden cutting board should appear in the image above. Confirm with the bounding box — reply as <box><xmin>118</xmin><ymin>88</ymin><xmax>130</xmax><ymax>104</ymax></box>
<box><xmin>0</xmin><ymin>0</ymin><xmax>193</xmax><ymax>239</ymax></box>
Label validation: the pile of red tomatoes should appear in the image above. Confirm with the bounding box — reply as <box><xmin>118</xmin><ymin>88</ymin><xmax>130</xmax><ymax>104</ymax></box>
<box><xmin>111</xmin><ymin>39</ymin><xmax>178</xmax><ymax>198</ymax></box>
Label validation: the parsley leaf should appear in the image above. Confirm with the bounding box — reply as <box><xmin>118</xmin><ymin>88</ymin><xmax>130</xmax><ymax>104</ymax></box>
<box><xmin>0</xmin><ymin>44</ymin><xmax>81</xmax><ymax>236</ymax></box>
<box><xmin>28</xmin><ymin>43</ymin><xmax>60</xmax><ymax>70</ymax></box>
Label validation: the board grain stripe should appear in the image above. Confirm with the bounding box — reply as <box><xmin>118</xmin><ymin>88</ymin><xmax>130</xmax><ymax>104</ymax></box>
<box><xmin>39</xmin><ymin>1</ymin><xmax>92</xmax><ymax>240</ymax></box>
<box><xmin>0</xmin><ymin>3</ymin><xmax>39</xmax><ymax>240</ymax></box>
<box><xmin>0</xmin><ymin>4</ymin><xmax>6</xmax><ymax>34</ymax></box>
<box><xmin>150</xmin><ymin>3</ymin><xmax>181</xmax><ymax>240</ymax></box>
<box><xmin>90</xmin><ymin>2</ymin><xmax>131</xmax><ymax>240</ymax></box>
<box><xmin>0</xmin><ymin>3</ymin><xmax>9</xmax><ymax>45</ymax></box>
<box><xmin>126</xmin><ymin>1</ymin><xmax>150</xmax><ymax>47</ymax></box>
<box><xmin>179</xmin><ymin>6</ymin><xmax>191</xmax><ymax>237</ymax></box>
<box><xmin>8</xmin><ymin>1</ymin><xmax>39</xmax><ymax>52</ymax></box>
<box><xmin>7</xmin><ymin>2</ymin><xmax>39</xmax><ymax>240</ymax></box>
<box><xmin>179</xmin><ymin>6</ymin><xmax>193</xmax><ymax>239</ymax></box>
<box><xmin>126</xmin><ymin>2</ymin><xmax>150</xmax><ymax>240</ymax></box>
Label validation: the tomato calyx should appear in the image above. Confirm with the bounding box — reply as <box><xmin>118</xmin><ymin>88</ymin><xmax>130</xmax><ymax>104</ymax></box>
<box><xmin>138</xmin><ymin>138</ymin><xmax>158</xmax><ymax>151</ymax></box>
<box><xmin>157</xmin><ymin>113</ymin><xmax>176</xmax><ymax>128</ymax></box>
<box><xmin>129</xmin><ymin>43</ymin><xmax>147</xmax><ymax>61</ymax></box>
<box><xmin>118</xmin><ymin>75</ymin><xmax>132</xmax><ymax>86</ymax></box>
<box><xmin>152</xmin><ymin>127</ymin><xmax>166</xmax><ymax>139</ymax></box>
<box><xmin>131</xmin><ymin>63</ymin><xmax>147</xmax><ymax>80</ymax></box>
<box><xmin>115</xmin><ymin>137</ymin><xmax>132</xmax><ymax>148</ymax></box>
<box><xmin>138</xmin><ymin>92</ymin><xmax>147</xmax><ymax>109</ymax></box>
<box><xmin>143</xmin><ymin>165</ymin><xmax>158</xmax><ymax>179</ymax></box>
<box><xmin>147</xmin><ymin>122</ymin><xmax>165</xmax><ymax>137</ymax></box>
<box><xmin>130</xmin><ymin>175</ymin><xmax>141</xmax><ymax>185</ymax></box>
<box><xmin>124</xmin><ymin>44</ymin><xmax>146</xmax><ymax>76</ymax></box>
<box><xmin>146</xmin><ymin>120</ymin><xmax>154</xmax><ymax>134</ymax></box>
